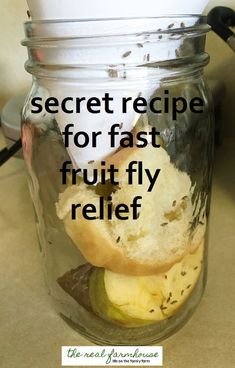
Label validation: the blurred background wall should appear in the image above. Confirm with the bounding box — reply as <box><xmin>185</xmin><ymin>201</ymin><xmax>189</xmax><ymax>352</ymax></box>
<box><xmin>0</xmin><ymin>0</ymin><xmax>29</xmax><ymax>110</ymax></box>
<box><xmin>0</xmin><ymin>0</ymin><xmax>234</xmax><ymax>135</ymax></box>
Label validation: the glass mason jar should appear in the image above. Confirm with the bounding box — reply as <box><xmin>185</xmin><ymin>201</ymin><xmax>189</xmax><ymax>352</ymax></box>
<box><xmin>22</xmin><ymin>16</ymin><xmax>214</xmax><ymax>345</ymax></box>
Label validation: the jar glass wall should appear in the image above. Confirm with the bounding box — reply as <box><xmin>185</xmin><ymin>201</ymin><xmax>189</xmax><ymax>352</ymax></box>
<box><xmin>22</xmin><ymin>16</ymin><xmax>214</xmax><ymax>345</ymax></box>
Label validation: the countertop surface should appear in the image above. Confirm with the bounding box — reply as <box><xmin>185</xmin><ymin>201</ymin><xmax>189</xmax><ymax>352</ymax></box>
<box><xmin>0</xmin><ymin>130</ymin><xmax>235</xmax><ymax>368</ymax></box>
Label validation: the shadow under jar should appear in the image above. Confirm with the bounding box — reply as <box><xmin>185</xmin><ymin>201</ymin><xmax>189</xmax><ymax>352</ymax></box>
<box><xmin>22</xmin><ymin>16</ymin><xmax>214</xmax><ymax>345</ymax></box>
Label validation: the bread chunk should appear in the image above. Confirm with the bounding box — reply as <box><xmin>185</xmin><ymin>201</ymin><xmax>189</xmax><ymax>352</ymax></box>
<box><xmin>56</xmin><ymin>145</ymin><xmax>206</xmax><ymax>275</ymax></box>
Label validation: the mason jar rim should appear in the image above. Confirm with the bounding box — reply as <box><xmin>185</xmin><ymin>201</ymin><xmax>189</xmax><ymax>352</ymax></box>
<box><xmin>22</xmin><ymin>15</ymin><xmax>210</xmax><ymax>80</ymax></box>
<box><xmin>22</xmin><ymin>15</ymin><xmax>210</xmax><ymax>45</ymax></box>
<box><xmin>24</xmin><ymin>14</ymin><xmax>206</xmax><ymax>24</ymax></box>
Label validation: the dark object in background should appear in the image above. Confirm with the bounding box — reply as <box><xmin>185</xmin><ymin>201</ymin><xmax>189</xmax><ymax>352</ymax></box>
<box><xmin>0</xmin><ymin>95</ymin><xmax>25</xmax><ymax>165</ymax></box>
<box><xmin>208</xmin><ymin>6</ymin><xmax>235</xmax><ymax>51</ymax></box>
<box><xmin>0</xmin><ymin>139</ymin><xmax>22</xmax><ymax>167</ymax></box>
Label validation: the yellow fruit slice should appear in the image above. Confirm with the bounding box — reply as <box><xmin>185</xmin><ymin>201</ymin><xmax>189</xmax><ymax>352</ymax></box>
<box><xmin>89</xmin><ymin>268</ymin><xmax>156</xmax><ymax>327</ymax></box>
<box><xmin>104</xmin><ymin>243</ymin><xmax>204</xmax><ymax>321</ymax></box>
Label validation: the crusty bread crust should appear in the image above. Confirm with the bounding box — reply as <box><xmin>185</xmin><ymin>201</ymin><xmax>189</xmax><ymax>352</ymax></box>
<box><xmin>58</xmin><ymin>144</ymin><xmax>206</xmax><ymax>276</ymax></box>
